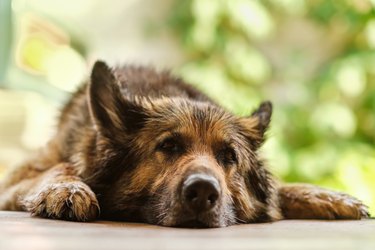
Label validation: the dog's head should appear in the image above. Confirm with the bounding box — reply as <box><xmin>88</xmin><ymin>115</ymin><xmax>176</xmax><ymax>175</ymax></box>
<box><xmin>85</xmin><ymin>61</ymin><xmax>280</xmax><ymax>228</ymax></box>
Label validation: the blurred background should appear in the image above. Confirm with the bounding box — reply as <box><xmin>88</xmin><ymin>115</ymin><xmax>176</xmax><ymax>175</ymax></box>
<box><xmin>0</xmin><ymin>0</ymin><xmax>374</xmax><ymax>214</ymax></box>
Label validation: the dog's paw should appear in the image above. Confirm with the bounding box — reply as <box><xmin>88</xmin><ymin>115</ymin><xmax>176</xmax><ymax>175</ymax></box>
<box><xmin>23</xmin><ymin>182</ymin><xmax>100</xmax><ymax>221</ymax></box>
<box><xmin>279</xmin><ymin>184</ymin><xmax>369</xmax><ymax>220</ymax></box>
<box><xmin>310</xmin><ymin>188</ymin><xmax>369</xmax><ymax>219</ymax></box>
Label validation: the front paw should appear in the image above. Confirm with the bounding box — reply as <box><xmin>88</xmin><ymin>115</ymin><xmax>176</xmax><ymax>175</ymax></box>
<box><xmin>23</xmin><ymin>182</ymin><xmax>100</xmax><ymax>221</ymax></box>
<box><xmin>312</xmin><ymin>188</ymin><xmax>369</xmax><ymax>219</ymax></box>
<box><xmin>280</xmin><ymin>184</ymin><xmax>369</xmax><ymax>220</ymax></box>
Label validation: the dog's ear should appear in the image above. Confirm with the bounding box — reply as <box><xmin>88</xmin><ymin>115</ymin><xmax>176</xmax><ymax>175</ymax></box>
<box><xmin>240</xmin><ymin>101</ymin><xmax>272</xmax><ymax>147</ymax></box>
<box><xmin>250</xmin><ymin>101</ymin><xmax>272</xmax><ymax>136</ymax></box>
<box><xmin>88</xmin><ymin>61</ymin><xmax>148</xmax><ymax>138</ymax></box>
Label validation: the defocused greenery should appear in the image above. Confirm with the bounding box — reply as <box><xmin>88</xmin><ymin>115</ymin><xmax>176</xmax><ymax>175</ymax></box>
<box><xmin>167</xmin><ymin>0</ymin><xmax>375</xmax><ymax>214</ymax></box>
<box><xmin>0</xmin><ymin>0</ymin><xmax>374</xmax><ymax>215</ymax></box>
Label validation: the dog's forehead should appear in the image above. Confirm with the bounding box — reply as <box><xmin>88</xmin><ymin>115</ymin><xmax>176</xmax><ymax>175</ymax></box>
<box><xmin>156</xmin><ymin>98</ymin><xmax>232</xmax><ymax>124</ymax></box>
<box><xmin>150</xmin><ymin>99</ymin><xmax>240</xmax><ymax>141</ymax></box>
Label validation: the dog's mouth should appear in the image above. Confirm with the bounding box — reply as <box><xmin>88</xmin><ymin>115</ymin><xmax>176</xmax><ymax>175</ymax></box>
<box><xmin>175</xmin><ymin>219</ymin><xmax>212</xmax><ymax>228</ymax></box>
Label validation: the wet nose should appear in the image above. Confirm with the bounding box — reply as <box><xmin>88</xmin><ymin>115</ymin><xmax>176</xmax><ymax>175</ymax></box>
<box><xmin>182</xmin><ymin>174</ymin><xmax>220</xmax><ymax>213</ymax></box>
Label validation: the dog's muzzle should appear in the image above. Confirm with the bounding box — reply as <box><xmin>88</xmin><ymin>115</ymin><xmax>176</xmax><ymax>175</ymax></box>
<box><xmin>181</xmin><ymin>173</ymin><xmax>221</xmax><ymax>214</ymax></box>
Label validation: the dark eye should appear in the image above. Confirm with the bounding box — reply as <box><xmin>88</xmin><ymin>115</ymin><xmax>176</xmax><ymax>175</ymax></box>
<box><xmin>157</xmin><ymin>137</ymin><xmax>183</xmax><ymax>154</ymax></box>
<box><xmin>218</xmin><ymin>146</ymin><xmax>237</xmax><ymax>165</ymax></box>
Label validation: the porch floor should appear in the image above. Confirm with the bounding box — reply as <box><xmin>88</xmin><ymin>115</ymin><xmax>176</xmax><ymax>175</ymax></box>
<box><xmin>0</xmin><ymin>211</ymin><xmax>374</xmax><ymax>250</ymax></box>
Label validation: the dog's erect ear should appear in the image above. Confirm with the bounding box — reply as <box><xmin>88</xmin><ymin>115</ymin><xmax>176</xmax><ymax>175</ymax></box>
<box><xmin>240</xmin><ymin>101</ymin><xmax>272</xmax><ymax>147</ymax></box>
<box><xmin>250</xmin><ymin>101</ymin><xmax>272</xmax><ymax>135</ymax></box>
<box><xmin>88</xmin><ymin>61</ymin><xmax>148</xmax><ymax>138</ymax></box>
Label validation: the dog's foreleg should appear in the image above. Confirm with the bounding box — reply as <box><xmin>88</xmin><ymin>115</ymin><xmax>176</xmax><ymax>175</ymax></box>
<box><xmin>278</xmin><ymin>184</ymin><xmax>369</xmax><ymax>220</ymax></box>
<box><xmin>2</xmin><ymin>162</ymin><xmax>100</xmax><ymax>221</ymax></box>
<box><xmin>0</xmin><ymin>178</ymin><xmax>36</xmax><ymax>211</ymax></box>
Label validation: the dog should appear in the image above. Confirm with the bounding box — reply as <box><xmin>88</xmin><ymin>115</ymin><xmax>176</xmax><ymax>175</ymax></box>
<box><xmin>0</xmin><ymin>61</ymin><xmax>369</xmax><ymax>227</ymax></box>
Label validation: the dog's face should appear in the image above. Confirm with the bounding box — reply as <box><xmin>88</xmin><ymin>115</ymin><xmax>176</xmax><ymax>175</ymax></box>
<box><xmin>86</xmin><ymin>62</ymin><xmax>276</xmax><ymax>228</ymax></box>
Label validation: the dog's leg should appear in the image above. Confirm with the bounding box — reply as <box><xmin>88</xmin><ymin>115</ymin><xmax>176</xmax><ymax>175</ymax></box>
<box><xmin>0</xmin><ymin>178</ymin><xmax>36</xmax><ymax>211</ymax></box>
<box><xmin>278</xmin><ymin>184</ymin><xmax>369</xmax><ymax>220</ymax></box>
<box><xmin>1</xmin><ymin>162</ymin><xmax>99</xmax><ymax>221</ymax></box>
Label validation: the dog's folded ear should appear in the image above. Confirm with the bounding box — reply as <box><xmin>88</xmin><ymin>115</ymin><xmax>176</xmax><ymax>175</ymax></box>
<box><xmin>88</xmin><ymin>61</ymin><xmax>148</xmax><ymax>139</ymax></box>
<box><xmin>240</xmin><ymin>101</ymin><xmax>273</xmax><ymax>147</ymax></box>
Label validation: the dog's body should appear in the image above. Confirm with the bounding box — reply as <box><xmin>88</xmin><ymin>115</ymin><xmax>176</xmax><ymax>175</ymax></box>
<box><xmin>0</xmin><ymin>61</ymin><xmax>369</xmax><ymax>227</ymax></box>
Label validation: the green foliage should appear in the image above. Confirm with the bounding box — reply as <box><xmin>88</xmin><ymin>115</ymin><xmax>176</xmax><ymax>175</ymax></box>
<box><xmin>168</xmin><ymin>0</ymin><xmax>375</xmax><ymax>214</ymax></box>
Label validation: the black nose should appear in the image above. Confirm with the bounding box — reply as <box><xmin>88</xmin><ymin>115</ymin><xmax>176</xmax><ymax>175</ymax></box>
<box><xmin>182</xmin><ymin>174</ymin><xmax>220</xmax><ymax>213</ymax></box>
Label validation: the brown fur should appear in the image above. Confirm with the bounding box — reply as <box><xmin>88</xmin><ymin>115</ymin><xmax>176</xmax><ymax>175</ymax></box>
<box><xmin>0</xmin><ymin>61</ymin><xmax>369</xmax><ymax>227</ymax></box>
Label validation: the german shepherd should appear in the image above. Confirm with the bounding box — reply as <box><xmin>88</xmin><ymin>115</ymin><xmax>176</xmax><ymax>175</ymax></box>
<box><xmin>0</xmin><ymin>61</ymin><xmax>369</xmax><ymax>227</ymax></box>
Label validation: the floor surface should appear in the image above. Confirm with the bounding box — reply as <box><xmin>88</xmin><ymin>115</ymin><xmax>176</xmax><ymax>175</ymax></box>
<box><xmin>0</xmin><ymin>211</ymin><xmax>374</xmax><ymax>250</ymax></box>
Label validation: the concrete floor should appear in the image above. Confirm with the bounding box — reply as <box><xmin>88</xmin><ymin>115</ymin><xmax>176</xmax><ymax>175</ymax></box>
<box><xmin>0</xmin><ymin>211</ymin><xmax>374</xmax><ymax>250</ymax></box>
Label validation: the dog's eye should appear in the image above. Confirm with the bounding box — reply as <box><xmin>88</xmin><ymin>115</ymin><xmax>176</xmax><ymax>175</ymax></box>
<box><xmin>218</xmin><ymin>147</ymin><xmax>237</xmax><ymax>166</ymax></box>
<box><xmin>157</xmin><ymin>137</ymin><xmax>183</xmax><ymax>154</ymax></box>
